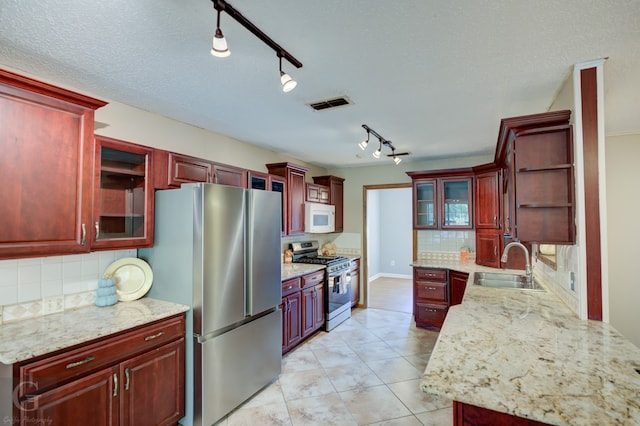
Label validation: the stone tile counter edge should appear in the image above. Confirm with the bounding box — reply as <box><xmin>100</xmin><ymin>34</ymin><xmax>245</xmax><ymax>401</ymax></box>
<box><xmin>281</xmin><ymin>263</ymin><xmax>325</xmax><ymax>280</ymax></box>
<box><xmin>0</xmin><ymin>298</ymin><xmax>190</xmax><ymax>364</ymax></box>
<box><xmin>419</xmin><ymin>270</ymin><xmax>640</xmax><ymax>425</ymax></box>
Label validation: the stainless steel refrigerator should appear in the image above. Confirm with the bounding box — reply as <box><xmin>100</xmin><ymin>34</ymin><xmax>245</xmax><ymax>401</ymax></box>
<box><xmin>139</xmin><ymin>183</ymin><xmax>282</xmax><ymax>426</ymax></box>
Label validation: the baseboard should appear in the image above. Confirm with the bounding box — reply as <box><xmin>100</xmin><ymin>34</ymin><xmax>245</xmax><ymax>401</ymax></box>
<box><xmin>369</xmin><ymin>273</ymin><xmax>412</xmax><ymax>281</ymax></box>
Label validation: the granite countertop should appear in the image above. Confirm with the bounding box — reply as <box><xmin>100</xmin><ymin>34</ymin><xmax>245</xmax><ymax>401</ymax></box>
<box><xmin>0</xmin><ymin>298</ymin><xmax>190</xmax><ymax>364</ymax></box>
<box><xmin>281</xmin><ymin>263</ymin><xmax>325</xmax><ymax>281</ymax></box>
<box><xmin>420</xmin><ymin>269</ymin><xmax>640</xmax><ymax>425</ymax></box>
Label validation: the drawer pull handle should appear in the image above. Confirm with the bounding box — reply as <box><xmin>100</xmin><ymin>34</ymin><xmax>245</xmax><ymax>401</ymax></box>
<box><xmin>425</xmin><ymin>308</ymin><xmax>438</xmax><ymax>313</ymax></box>
<box><xmin>66</xmin><ymin>356</ymin><xmax>95</xmax><ymax>369</ymax></box>
<box><xmin>144</xmin><ymin>331</ymin><xmax>165</xmax><ymax>341</ymax></box>
<box><xmin>425</xmin><ymin>286</ymin><xmax>437</xmax><ymax>291</ymax></box>
<box><xmin>286</xmin><ymin>285</ymin><xmax>293</xmax><ymax>290</ymax></box>
<box><xmin>125</xmin><ymin>368</ymin><xmax>130</xmax><ymax>391</ymax></box>
<box><xmin>113</xmin><ymin>373</ymin><xmax>118</xmax><ymax>397</ymax></box>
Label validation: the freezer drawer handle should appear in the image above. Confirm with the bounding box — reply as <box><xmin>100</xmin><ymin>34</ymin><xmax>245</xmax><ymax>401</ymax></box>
<box><xmin>66</xmin><ymin>356</ymin><xmax>94</xmax><ymax>369</ymax></box>
<box><xmin>144</xmin><ymin>331</ymin><xmax>165</xmax><ymax>341</ymax></box>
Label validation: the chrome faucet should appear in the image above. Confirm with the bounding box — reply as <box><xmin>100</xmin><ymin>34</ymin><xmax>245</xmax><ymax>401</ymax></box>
<box><xmin>501</xmin><ymin>242</ymin><xmax>532</xmax><ymax>282</ymax></box>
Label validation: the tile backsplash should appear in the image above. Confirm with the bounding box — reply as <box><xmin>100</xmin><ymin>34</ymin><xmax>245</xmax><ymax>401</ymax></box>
<box><xmin>417</xmin><ymin>230</ymin><xmax>476</xmax><ymax>253</ymax></box>
<box><xmin>0</xmin><ymin>249</ymin><xmax>136</xmax><ymax>324</ymax></box>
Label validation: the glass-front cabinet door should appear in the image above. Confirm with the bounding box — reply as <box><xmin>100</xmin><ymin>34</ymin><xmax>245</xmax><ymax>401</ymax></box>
<box><xmin>92</xmin><ymin>136</ymin><xmax>154</xmax><ymax>249</ymax></box>
<box><xmin>413</xmin><ymin>179</ymin><xmax>437</xmax><ymax>229</ymax></box>
<box><xmin>440</xmin><ymin>178</ymin><xmax>473</xmax><ymax>229</ymax></box>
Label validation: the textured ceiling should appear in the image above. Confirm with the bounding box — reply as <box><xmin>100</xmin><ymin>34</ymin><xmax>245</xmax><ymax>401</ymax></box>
<box><xmin>1</xmin><ymin>0</ymin><xmax>639</xmax><ymax>168</ymax></box>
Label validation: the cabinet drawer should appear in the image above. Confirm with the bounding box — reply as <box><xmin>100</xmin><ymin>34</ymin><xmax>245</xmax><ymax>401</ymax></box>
<box><xmin>415</xmin><ymin>303</ymin><xmax>448</xmax><ymax>324</ymax></box>
<box><xmin>414</xmin><ymin>268</ymin><xmax>447</xmax><ymax>282</ymax></box>
<box><xmin>301</xmin><ymin>270</ymin><xmax>325</xmax><ymax>289</ymax></box>
<box><xmin>19</xmin><ymin>315</ymin><xmax>185</xmax><ymax>395</ymax></box>
<box><xmin>416</xmin><ymin>282</ymin><xmax>447</xmax><ymax>302</ymax></box>
<box><xmin>282</xmin><ymin>277</ymin><xmax>301</xmax><ymax>297</ymax></box>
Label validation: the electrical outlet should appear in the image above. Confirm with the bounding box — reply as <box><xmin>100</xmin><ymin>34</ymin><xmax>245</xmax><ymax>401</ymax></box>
<box><xmin>570</xmin><ymin>272</ymin><xmax>575</xmax><ymax>291</ymax></box>
<box><xmin>43</xmin><ymin>295</ymin><xmax>64</xmax><ymax>315</ymax></box>
<box><xmin>390</xmin><ymin>260</ymin><xmax>395</xmax><ymax>266</ymax></box>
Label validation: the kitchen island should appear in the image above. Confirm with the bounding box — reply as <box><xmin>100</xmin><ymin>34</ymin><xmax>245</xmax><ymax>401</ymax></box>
<box><xmin>419</xmin><ymin>266</ymin><xmax>640</xmax><ymax>425</ymax></box>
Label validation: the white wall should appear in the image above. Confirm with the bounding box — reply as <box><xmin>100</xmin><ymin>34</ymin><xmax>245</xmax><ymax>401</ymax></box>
<box><xmin>378</xmin><ymin>188</ymin><xmax>413</xmax><ymax>277</ymax></box>
<box><xmin>605</xmin><ymin>133</ymin><xmax>640</xmax><ymax>347</ymax></box>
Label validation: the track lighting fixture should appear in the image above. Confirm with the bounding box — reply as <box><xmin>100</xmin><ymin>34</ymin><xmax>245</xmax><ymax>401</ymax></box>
<box><xmin>211</xmin><ymin>8</ymin><xmax>230</xmax><ymax>57</ymax></box>
<box><xmin>279</xmin><ymin>54</ymin><xmax>297</xmax><ymax>92</ymax></box>
<box><xmin>211</xmin><ymin>0</ymin><xmax>303</xmax><ymax>92</ymax></box>
<box><xmin>359</xmin><ymin>124</ymin><xmax>410</xmax><ymax>165</ymax></box>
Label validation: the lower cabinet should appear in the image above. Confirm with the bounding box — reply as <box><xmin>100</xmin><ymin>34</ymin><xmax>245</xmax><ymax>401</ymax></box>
<box><xmin>449</xmin><ymin>271</ymin><xmax>469</xmax><ymax>306</ymax></box>
<box><xmin>413</xmin><ymin>268</ymin><xmax>448</xmax><ymax>330</ymax></box>
<box><xmin>16</xmin><ymin>314</ymin><xmax>186</xmax><ymax>426</ymax></box>
<box><xmin>281</xmin><ymin>277</ymin><xmax>303</xmax><ymax>354</ymax></box>
<box><xmin>454</xmin><ymin>401</ymin><xmax>550</xmax><ymax>426</ymax></box>
<box><xmin>282</xmin><ymin>270</ymin><xmax>326</xmax><ymax>355</ymax></box>
<box><xmin>349</xmin><ymin>258</ymin><xmax>360</xmax><ymax>307</ymax></box>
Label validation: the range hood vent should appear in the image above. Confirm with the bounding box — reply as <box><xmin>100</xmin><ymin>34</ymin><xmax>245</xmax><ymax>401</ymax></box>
<box><xmin>307</xmin><ymin>96</ymin><xmax>352</xmax><ymax>111</ymax></box>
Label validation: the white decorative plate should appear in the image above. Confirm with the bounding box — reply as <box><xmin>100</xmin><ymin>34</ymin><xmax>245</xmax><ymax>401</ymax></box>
<box><xmin>103</xmin><ymin>258</ymin><xmax>153</xmax><ymax>302</ymax></box>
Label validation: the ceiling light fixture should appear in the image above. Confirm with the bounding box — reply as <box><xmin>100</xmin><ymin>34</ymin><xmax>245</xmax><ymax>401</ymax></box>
<box><xmin>211</xmin><ymin>0</ymin><xmax>302</xmax><ymax>91</ymax></box>
<box><xmin>359</xmin><ymin>124</ymin><xmax>410</xmax><ymax>165</ymax></box>
<box><xmin>210</xmin><ymin>7</ymin><xmax>230</xmax><ymax>57</ymax></box>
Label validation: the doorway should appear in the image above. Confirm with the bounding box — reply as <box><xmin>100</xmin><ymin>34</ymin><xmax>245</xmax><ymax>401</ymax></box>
<box><xmin>362</xmin><ymin>184</ymin><xmax>413</xmax><ymax>313</ymax></box>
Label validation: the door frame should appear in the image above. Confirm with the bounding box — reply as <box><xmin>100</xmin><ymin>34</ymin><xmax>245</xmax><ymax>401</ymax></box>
<box><xmin>361</xmin><ymin>183</ymin><xmax>412</xmax><ymax>308</ymax></box>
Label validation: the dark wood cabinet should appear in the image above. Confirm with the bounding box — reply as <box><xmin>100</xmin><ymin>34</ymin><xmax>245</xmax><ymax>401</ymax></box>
<box><xmin>407</xmin><ymin>171</ymin><xmax>473</xmax><ymax>230</ymax></box>
<box><xmin>15</xmin><ymin>314</ymin><xmax>186</xmax><ymax>425</ymax></box>
<box><xmin>312</xmin><ymin>176</ymin><xmax>345</xmax><ymax>232</ymax></box>
<box><xmin>306</xmin><ymin>183</ymin><xmax>330</xmax><ymax>204</ymax></box>
<box><xmin>413</xmin><ymin>267</ymin><xmax>448</xmax><ymax>330</ymax></box>
<box><xmin>454</xmin><ymin>401</ymin><xmax>550</xmax><ymax>426</ymax></box>
<box><xmin>119</xmin><ymin>338</ymin><xmax>185</xmax><ymax>426</ymax></box>
<box><xmin>474</xmin><ymin>170</ymin><xmax>501</xmax><ymax>229</ymax></box>
<box><xmin>0</xmin><ymin>69</ymin><xmax>106</xmax><ymax>259</ymax></box>
<box><xmin>281</xmin><ymin>277</ymin><xmax>302</xmax><ymax>354</ymax></box>
<box><xmin>166</xmin><ymin>151</ymin><xmax>212</xmax><ymax>187</ymax></box>
<box><xmin>449</xmin><ymin>271</ymin><xmax>469</xmax><ymax>306</ymax></box>
<box><xmin>475</xmin><ymin>231</ymin><xmax>502</xmax><ymax>268</ymax></box>
<box><xmin>302</xmin><ymin>283</ymin><xmax>324</xmax><ymax>338</ymax></box>
<box><xmin>267</xmin><ymin>162</ymin><xmax>308</xmax><ymax>236</ymax></box>
<box><xmin>212</xmin><ymin>162</ymin><xmax>246</xmax><ymax>187</ymax></box>
<box><xmin>92</xmin><ymin>136</ymin><xmax>154</xmax><ymax>250</ymax></box>
<box><xmin>495</xmin><ymin>110</ymin><xmax>574</xmax><ymax>244</ymax></box>
<box><xmin>349</xmin><ymin>258</ymin><xmax>360</xmax><ymax>307</ymax></box>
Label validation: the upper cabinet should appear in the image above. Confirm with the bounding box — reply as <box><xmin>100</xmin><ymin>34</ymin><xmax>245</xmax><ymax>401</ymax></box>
<box><xmin>407</xmin><ymin>171</ymin><xmax>473</xmax><ymax>230</ymax></box>
<box><xmin>312</xmin><ymin>176</ymin><xmax>345</xmax><ymax>232</ymax></box>
<box><xmin>267</xmin><ymin>162</ymin><xmax>308</xmax><ymax>236</ymax></box>
<box><xmin>306</xmin><ymin>183</ymin><xmax>330</xmax><ymax>204</ymax></box>
<box><xmin>0</xmin><ymin>69</ymin><xmax>107</xmax><ymax>259</ymax></box>
<box><xmin>496</xmin><ymin>110</ymin><xmax>574</xmax><ymax>244</ymax></box>
<box><xmin>474</xmin><ymin>169</ymin><xmax>501</xmax><ymax>229</ymax></box>
<box><xmin>155</xmin><ymin>151</ymin><xmax>246</xmax><ymax>189</ymax></box>
<box><xmin>92</xmin><ymin>136</ymin><xmax>154</xmax><ymax>249</ymax></box>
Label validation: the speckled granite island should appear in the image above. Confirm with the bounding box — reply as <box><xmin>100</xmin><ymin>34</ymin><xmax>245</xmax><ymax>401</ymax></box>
<box><xmin>418</xmin><ymin>266</ymin><xmax>640</xmax><ymax>425</ymax></box>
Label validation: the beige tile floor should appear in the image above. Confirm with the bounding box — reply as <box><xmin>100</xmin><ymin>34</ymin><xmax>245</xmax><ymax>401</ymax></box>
<box><xmin>215</xmin><ymin>283</ymin><xmax>452</xmax><ymax>426</ymax></box>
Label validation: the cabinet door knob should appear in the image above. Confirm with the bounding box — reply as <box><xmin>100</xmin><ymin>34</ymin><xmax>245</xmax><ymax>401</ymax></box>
<box><xmin>113</xmin><ymin>373</ymin><xmax>118</xmax><ymax>397</ymax></box>
<box><xmin>494</xmin><ymin>246</ymin><xmax>498</xmax><ymax>256</ymax></box>
<box><xmin>81</xmin><ymin>223</ymin><xmax>87</xmax><ymax>245</ymax></box>
<box><xmin>95</xmin><ymin>221</ymin><xmax>100</xmax><ymax>240</ymax></box>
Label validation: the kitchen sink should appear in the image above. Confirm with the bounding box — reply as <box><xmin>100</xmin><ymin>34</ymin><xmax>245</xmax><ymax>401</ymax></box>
<box><xmin>473</xmin><ymin>272</ymin><xmax>545</xmax><ymax>291</ymax></box>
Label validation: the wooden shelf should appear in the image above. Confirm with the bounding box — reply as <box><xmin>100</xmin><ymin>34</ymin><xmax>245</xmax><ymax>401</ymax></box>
<box><xmin>101</xmin><ymin>165</ymin><xmax>145</xmax><ymax>177</ymax></box>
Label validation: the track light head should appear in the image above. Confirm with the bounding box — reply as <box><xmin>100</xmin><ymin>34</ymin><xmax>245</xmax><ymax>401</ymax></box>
<box><xmin>393</xmin><ymin>155</ymin><xmax>402</xmax><ymax>165</ymax></box>
<box><xmin>279</xmin><ymin>54</ymin><xmax>297</xmax><ymax>92</ymax></box>
<box><xmin>211</xmin><ymin>28</ymin><xmax>230</xmax><ymax>57</ymax></box>
<box><xmin>359</xmin><ymin>131</ymin><xmax>370</xmax><ymax>150</ymax></box>
<box><xmin>372</xmin><ymin>142</ymin><xmax>382</xmax><ymax>159</ymax></box>
<box><xmin>211</xmin><ymin>9</ymin><xmax>230</xmax><ymax>58</ymax></box>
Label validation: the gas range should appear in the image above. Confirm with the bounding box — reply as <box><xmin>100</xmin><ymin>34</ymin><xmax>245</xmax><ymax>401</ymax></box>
<box><xmin>289</xmin><ymin>241</ymin><xmax>352</xmax><ymax>274</ymax></box>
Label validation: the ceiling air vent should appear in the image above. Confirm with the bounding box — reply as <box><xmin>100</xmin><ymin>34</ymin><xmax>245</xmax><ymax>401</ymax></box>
<box><xmin>307</xmin><ymin>96</ymin><xmax>352</xmax><ymax>111</ymax></box>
